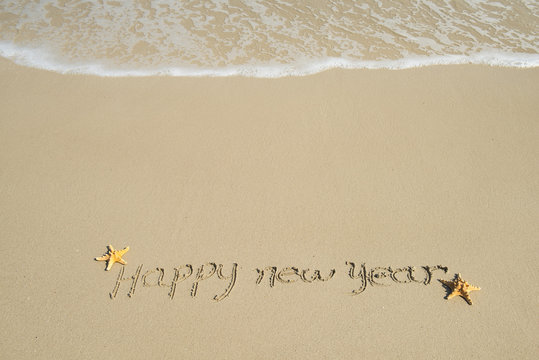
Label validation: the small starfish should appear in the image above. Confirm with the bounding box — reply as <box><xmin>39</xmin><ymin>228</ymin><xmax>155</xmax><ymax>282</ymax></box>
<box><xmin>439</xmin><ymin>273</ymin><xmax>480</xmax><ymax>305</ymax></box>
<box><xmin>95</xmin><ymin>245</ymin><xmax>129</xmax><ymax>271</ymax></box>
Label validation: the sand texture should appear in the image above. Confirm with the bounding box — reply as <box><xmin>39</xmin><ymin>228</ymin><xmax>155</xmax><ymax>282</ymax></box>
<box><xmin>1</xmin><ymin>59</ymin><xmax>538</xmax><ymax>359</ymax></box>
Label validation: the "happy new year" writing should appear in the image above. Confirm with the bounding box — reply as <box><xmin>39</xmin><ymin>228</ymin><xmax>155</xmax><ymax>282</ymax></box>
<box><xmin>106</xmin><ymin>262</ymin><xmax>448</xmax><ymax>301</ymax></box>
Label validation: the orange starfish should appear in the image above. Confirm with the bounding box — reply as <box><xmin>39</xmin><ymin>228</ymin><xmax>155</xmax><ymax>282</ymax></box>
<box><xmin>95</xmin><ymin>245</ymin><xmax>129</xmax><ymax>271</ymax></box>
<box><xmin>439</xmin><ymin>273</ymin><xmax>480</xmax><ymax>305</ymax></box>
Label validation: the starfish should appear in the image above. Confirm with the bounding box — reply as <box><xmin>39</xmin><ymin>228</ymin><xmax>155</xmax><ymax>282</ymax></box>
<box><xmin>439</xmin><ymin>273</ymin><xmax>480</xmax><ymax>305</ymax></box>
<box><xmin>95</xmin><ymin>245</ymin><xmax>129</xmax><ymax>271</ymax></box>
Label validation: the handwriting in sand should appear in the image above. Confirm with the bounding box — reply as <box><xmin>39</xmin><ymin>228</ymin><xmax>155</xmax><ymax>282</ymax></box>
<box><xmin>106</xmin><ymin>262</ymin><xmax>448</xmax><ymax>301</ymax></box>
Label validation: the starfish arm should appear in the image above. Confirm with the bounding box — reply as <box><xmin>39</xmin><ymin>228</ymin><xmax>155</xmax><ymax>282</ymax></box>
<box><xmin>118</xmin><ymin>247</ymin><xmax>130</xmax><ymax>256</ymax></box>
<box><xmin>105</xmin><ymin>260</ymin><xmax>114</xmax><ymax>271</ymax></box>
<box><xmin>95</xmin><ymin>255</ymin><xmax>110</xmax><ymax>261</ymax></box>
<box><xmin>117</xmin><ymin>258</ymin><xmax>127</xmax><ymax>265</ymax></box>
<box><xmin>446</xmin><ymin>292</ymin><xmax>457</xmax><ymax>299</ymax></box>
<box><xmin>107</xmin><ymin>245</ymin><xmax>115</xmax><ymax>251</ymax></box>
<box><xmin>462</xmin><ymin>293</ymin><xmax>473</xmax><ymax>305</ymax></box>
<box><xmin>469</xmin><ymin>285</ymin><xmax>481</xmax><ymax>291</ymax></box>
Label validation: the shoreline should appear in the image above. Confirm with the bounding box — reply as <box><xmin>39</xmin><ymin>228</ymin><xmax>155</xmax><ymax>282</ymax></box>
<box><xmin>2</xmin><ymin>50</ymin><xmax>539</xmax><ymax>77</ymax></box>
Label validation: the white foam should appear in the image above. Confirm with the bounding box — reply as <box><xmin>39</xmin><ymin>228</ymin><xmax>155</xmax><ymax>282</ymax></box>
<box><xmin>1</xmin><ymin>42</ymin><xmax>538</xmax><ymax>78</ymax></box>
<box><xmin>1</xmin><ymin>0</ymin><xmax>537</xmax><ymax>77</ymax></box>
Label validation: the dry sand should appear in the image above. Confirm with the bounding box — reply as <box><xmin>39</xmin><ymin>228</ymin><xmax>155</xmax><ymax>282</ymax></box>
<box><xmin>1</xmin><ymin>58</ymin><xmax>538</xmax><ymax>359</ymax></box>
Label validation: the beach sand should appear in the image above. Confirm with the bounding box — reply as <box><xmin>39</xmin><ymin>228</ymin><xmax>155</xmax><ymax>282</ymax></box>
<box><xmin>1</xmin><ymin>58</ymin><xmax>538</xmax><ymax>359</ymax></box>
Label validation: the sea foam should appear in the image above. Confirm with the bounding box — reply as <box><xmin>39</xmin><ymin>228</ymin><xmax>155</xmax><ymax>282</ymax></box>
<box><xmin>0</xmin><ymin>0</ymin><xmax>537</xmax><ymax>77</ymax></box>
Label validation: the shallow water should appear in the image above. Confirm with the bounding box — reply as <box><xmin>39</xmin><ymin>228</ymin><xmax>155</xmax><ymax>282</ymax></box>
<box><xmin>1</xmin><ymin>0</ymin><xmax>538</xmax><ymax>76</ymax></box>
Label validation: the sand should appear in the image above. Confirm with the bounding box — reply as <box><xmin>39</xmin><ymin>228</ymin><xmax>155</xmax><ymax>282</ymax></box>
<box><xmin>0</xmin><ymin>58</ymin><xmax>538</xmax><ymax>359</ymax></box>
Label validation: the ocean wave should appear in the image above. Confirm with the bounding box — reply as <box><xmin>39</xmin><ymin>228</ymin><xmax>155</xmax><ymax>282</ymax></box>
<box><xmin>1</xmin><ymin>42</ymin><xmax>538</xmax><ymax>77</ymax></box>
<box><xmin>1</xmin><ymin>0</ymin><xmax>537</xmax><ymax>77</ymax></box>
